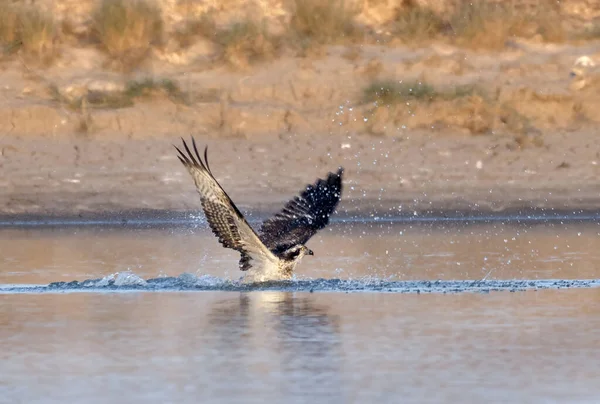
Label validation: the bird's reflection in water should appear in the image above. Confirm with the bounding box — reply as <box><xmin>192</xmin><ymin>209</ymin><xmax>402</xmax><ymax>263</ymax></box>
<box><xmin>206</xmin><ymin>292</ymin><xmax>344</xmax><ymax>400</ymax></box>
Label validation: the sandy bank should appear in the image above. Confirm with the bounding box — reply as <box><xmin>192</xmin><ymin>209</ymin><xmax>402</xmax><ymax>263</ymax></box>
<box><xmin>2</xmin><ymin>129</ymin><xmax>600</xmax><ymax>220</ymax></box>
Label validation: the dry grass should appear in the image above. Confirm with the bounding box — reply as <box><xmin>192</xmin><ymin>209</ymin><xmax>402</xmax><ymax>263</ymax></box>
<box><xmin>362</xmin><ymin>78</ymin><xmax>542</xmax><ymax>135</ymax></box>
<box><xmin>449</xmin><ymin>2</ymin><xmax>565</xmax><ymax>49</ymax></box>
<box><xmin>0</xmin><ymin>3</ymin><xmax>57</xmax><ymax>63</ymax></box>
<box><xmin>75</xmin><ymin>98</ymin><xmax>94</xmax><ymax>135</ymax></box>
<box><xmin>92</xmin><ymin>0</ymin><xmax>163</xmax><ymax>69</ymax></box>
<box><xmin>0</xmin><ymin>2</ymin><xmax>19</xmax><ymax>54</ymax></box>
<box><xmin>174</xmin><ymin>12</ymin><xmax>217</xmax><ymax>49</ymax></box>
<box><xmin>175</xmin><ymin>5</ymin><xmax>363</xmax><ymax>63</ymax></box>
<box><xmin>450</xmin><ymin>2</ymin><xmax>506</xmax><ymax>49</ymax></box>
<box><xmin>577</xmin><ymin>22</ymin><xmax>600</xmax><ymax>40</ymax></box>
<box><xmin>214</xmin><ymin>20</ymin><xmax>280</xmax><ymax>69</ymax></box>
<box><xmin>391</xmin><ymin>1</ymin><xmax>564</xmax><ymax>49</ymax></box>
<box><xmin>173</xmin><ymin>14</ymin><xmax>278</xmax><ymax>68</ymax></box>
<box><xmin>59</xmin><ymin>18</ymin><xmax>88</xmax><ymax>45</ymax></box>
<box><xmin>392</xmin><ymin>4</ymin><xmax>447</xmax><ymax>43</ymax></box>
<box><xmin>290</xmin><ymin>0</ymin><xmax>362</xmax><ymax>47</ymax></box>
<box><xmin>533</xmin><ymin>11</ymin><xmax>565</xmax><ymax>43</ymax></box>
<box><xmin>19</xmin><ymin>9</ymin><xmax>58</xmax><ymax>62</ymax></box>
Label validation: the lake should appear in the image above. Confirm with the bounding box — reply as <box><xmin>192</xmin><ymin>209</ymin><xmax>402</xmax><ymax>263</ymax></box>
<box><xmin>1</xmin><ymin>219</ymin><xmax>600</xmax><ymax>403</ymax></box>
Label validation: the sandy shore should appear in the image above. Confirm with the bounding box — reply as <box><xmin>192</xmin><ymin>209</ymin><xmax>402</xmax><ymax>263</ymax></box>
<box><xmin>3</xmin><ymin>38</ymin><xmax>600</xmax><ymax>220</ymax></box>
<box><xmin>2</xmin><ymin>128</ymin><xmax>600</xmax><ymax>221</ymax></box>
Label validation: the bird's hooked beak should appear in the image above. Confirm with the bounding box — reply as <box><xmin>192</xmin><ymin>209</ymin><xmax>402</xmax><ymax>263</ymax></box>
<box><xmin>307</xmin><ymin>249</ymin><xmax>314</xmax><ymax>256</ymax></box>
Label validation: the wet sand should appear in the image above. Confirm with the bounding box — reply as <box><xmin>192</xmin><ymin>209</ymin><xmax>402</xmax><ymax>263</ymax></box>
<box><xmin>2</xmin><ymin>130</ymin><xmax>600</xmax><ymax>219</ymax></box>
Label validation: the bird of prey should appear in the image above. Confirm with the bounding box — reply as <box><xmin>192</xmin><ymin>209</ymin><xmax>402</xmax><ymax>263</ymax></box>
<box><xmin>175</xmin><ymin>137</ymin><xmax>344</xmax><ymax>281</ymax></box>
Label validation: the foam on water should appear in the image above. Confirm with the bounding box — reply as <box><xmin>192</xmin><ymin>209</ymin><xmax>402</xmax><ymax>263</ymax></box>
<box><xmin>0</xmin><ymin>271</ymin><xmax>599</xmax><ymax>294</ymax></box>
<box><xmin>96</xmin><ymin>271</ymin><xmax>148</xmax><ymax>287</ymax></box>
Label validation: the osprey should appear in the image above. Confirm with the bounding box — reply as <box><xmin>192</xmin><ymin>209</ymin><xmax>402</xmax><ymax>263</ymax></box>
<box><xmin>175</xmin><ymin>137</ymin><xmax>344</xmax><ymax>281</ymax></box>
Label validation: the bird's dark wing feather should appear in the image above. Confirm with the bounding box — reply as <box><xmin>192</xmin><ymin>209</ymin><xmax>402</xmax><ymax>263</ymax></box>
<box><xmin>259</xmin><ymin>168</ymin><xmax>344</xmax><ymax>254</ymax></box>
<box><xmin>175</xmin><ymin>137</ymin><xmax>277</xmax><ymax>271</ymax></box>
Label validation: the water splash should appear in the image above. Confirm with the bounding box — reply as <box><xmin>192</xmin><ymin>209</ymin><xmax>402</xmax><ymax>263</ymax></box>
<box><xmin>96</xmin><ymin>271</ymin><xmax>148</xmax><ymax>287</ymax></box>
<box><xmin>1</xmin><ymin>272</ymin><xmax>599</xmax><ymax>294</ymax></box>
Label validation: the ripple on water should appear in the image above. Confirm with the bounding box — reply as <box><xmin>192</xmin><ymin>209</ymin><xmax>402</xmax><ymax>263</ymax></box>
<box><xmin>0</xmin><ymin>271</ymin><xmax>599</xmax><ymax>294</ymax></box>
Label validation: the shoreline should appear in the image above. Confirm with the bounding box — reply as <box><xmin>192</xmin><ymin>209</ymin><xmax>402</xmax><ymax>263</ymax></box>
<box><xmin>2</xmin><ymin>203</ymin><xmax>600</xmax><ymax>228</ymax></box>
<box><xmin>3</xmin><ymin>131</ymin><xmax>600</xmax><ymax>221</ymax></box>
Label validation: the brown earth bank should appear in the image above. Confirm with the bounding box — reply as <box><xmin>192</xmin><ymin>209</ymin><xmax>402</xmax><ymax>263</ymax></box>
<box><xmin>2</xmin><ymin>129</ymin><xmax>600</xmax><ymax>220</ymax></box>
<box><xmin>3</xmin><ymin>0</ymin><xmax>600</xmax><ymax>219</ymax></box>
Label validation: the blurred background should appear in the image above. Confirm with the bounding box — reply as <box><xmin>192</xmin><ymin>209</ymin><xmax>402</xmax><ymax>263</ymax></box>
<box><xmin>2</xmin><ymin>0</ymin><xmax>600</xmax><ymax>219</ymax></box>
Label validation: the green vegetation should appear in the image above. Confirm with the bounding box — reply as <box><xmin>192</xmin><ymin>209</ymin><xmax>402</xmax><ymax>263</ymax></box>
<box><xmin>124</xmin><ymin>78</ymin><xmax>186</xmax><ymax>102</ymax></box>
<box><xmin>364</xmin><ymin>80</ymin><xmax>436</xmax><ymax>104</ymax></box>
<box><xmin>363</xmin><ymin>79</ymin><xmax>483</xmax><ymax>105</ymax></box>
<box><xmin>50</xmin><ymin>78</ymin><xmax>189</xmax><ymax>110</ymax></box>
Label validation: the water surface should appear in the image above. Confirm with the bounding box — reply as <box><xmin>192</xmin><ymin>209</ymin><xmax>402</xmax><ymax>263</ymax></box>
<box><xmin>2</xmin><ymin>290</ymin><xmax>600</xmax><ymax>403</ymax></box>
<box><xmin>1</xmin><ymin>221</ymin><xmax>600</xmax><ymax>403</ymax></box>
<box><xmin>2</xmin><ymin>220</ymin><xmax>600</xmax><ymax>284</ymax></box>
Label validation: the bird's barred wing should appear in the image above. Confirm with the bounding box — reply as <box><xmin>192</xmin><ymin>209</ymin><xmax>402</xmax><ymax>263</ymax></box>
<box><xmin>259</xmin><ymin>168</ymin><xmax>343</xmax><ymax>254</ymax></box>
<box><xmin>175</xmin><ymin>138</ymin><xmax>277</xmax><ymax>271</ymax></box>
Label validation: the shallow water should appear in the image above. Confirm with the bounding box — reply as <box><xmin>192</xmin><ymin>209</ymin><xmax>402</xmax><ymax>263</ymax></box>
<box><xmin>2</xmin><ymin>220</ymin><xmax>600</xmax><ymax>402</ymax></box>
<box><xmin>3</xmin><ymin>220</ymin><xmax>600</xmax><ymax>284</ymax></box>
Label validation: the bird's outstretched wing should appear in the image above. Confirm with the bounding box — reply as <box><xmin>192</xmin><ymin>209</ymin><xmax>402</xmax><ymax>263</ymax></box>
<box><xmin>259</xmin><ymin>168</ymin><xmax>344</xmax><ymax>254</ymax></box>
<box><xmin>175</xmin><ymin>138</ymin><xmax>277</xmax><ymax>271</ymax></box>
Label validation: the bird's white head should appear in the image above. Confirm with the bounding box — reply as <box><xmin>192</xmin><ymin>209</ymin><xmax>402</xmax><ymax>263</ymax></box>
<box><xmin>282</xmin><ymin>245</ymin><xmax>314</xmax><ymax>262</ymax></box>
